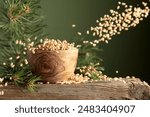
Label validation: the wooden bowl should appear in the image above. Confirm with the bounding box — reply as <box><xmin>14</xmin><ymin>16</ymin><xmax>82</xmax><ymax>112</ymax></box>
<box><xmin>27</xmin><ymin>49</ymin><xmax>78</xmax><ymax>83</ymax></box>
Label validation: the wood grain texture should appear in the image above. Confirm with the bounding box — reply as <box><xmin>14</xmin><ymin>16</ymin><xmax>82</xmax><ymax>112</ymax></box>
<box><xmin>27</xmin><ymin>49</ymin><xmax>78</xmax><ymax>83</ymax></box>
<box><xmin>0</xmin><ymin>78</ymin><xmax>150</xmax><ymax>100</ymax></box>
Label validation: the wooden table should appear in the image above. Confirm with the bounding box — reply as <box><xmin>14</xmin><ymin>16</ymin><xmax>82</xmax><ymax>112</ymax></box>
<box><xmin>0</xmin><ymin>78</ymin><xmax>150</xmax><ymax>100</ymax></box>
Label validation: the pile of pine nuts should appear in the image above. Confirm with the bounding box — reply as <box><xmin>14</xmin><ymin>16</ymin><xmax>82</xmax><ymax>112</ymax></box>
<box><xmin>28</xmin><ymin>39</ymin><xmax>76</xmax><ymax>54</ymax></box>
<box><xmin>57</xmin><ymin>74</ymin><xmax>89</xmax><ymax>84</ymax></box>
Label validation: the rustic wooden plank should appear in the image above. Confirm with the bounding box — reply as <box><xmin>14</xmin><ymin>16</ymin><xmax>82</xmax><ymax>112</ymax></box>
<box><xmin>0</xmin><ymin>78</ymin><xmax>150</xmax><ymax>100</ymax></box>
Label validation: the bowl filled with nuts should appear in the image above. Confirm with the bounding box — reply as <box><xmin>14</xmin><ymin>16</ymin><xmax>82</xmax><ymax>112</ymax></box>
<box><xmin>27</xmin><ymin>39</ymin><xmax>78</xmax><ymax>83</ymax></box>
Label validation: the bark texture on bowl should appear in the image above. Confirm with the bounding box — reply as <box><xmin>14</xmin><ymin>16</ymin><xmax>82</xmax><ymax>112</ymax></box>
<box><xmin>27</xmin><ymin>49</ymin><xmax>78</xmax><ymax>83</ymax></box>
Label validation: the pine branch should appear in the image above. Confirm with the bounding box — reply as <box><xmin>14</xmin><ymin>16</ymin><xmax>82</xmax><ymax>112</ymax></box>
<box><xmin>0</xmin><ymin>0</ymin><xmax>47</xmax><ymax>90</ymax></box>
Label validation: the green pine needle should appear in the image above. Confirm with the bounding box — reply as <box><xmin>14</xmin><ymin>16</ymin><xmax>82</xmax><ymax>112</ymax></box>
<box><xmin>0</xmin><ymin>0</ymin><xmax>47</xmax><ymax>91</ymax></box>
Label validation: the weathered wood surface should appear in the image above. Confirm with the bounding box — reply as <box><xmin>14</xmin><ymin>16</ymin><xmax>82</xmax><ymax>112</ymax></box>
<box><xmin>0</xmin><ymin>78</ymin><xmax>150</xmax><ymax>100</ymax></box>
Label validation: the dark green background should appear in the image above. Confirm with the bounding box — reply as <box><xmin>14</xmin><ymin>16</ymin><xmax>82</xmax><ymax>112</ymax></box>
<box><xmin>40</xmin><ymin>0</ymin><xmax>150</xmax><ymax>84</ymax></box>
